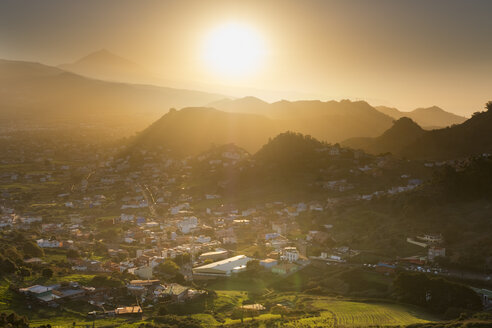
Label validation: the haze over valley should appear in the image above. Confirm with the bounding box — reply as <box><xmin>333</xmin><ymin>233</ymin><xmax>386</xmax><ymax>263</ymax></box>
<box><xmin>0</xmin><ymin>1</ymin><xmax>491</xmax><ymax>327</ymax></box>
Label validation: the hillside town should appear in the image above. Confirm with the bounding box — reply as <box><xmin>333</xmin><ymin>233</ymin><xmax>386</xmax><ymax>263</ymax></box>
<box><xmin>0</xmin><ymin>126</ymin><xmax>490</xmax><ymax>328</ymax></box>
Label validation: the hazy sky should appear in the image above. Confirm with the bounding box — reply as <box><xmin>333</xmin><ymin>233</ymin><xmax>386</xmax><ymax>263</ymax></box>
<box><xmin>1</xmin><ymin>0</ymin><xmax>491</xmax><ymax>115</ymax></box>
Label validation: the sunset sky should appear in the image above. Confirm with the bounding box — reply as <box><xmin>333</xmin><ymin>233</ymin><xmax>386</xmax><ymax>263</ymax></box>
<box><xmin>1</xmin><ymin>0</ymin><xmax>491</xmax><ymax>115</ymax></box>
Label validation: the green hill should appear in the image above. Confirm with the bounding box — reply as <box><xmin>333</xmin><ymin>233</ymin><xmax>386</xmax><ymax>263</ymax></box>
<box><xmin>344</xmin><ymin>102</ymin><xmax>492</xmax><ymax>160</ymax></box>
<box><xmin>403</xmin><ymin>105</ymin><xmax>492</xmax><ymax>159</ymax></box>
<box><xmin>343</xmin><ymin>117</ymin><xmax>426</xmax><ymax>155</ymax></box>
<box><xmin>126</xmin><ymin>107</ymin><xmax>279</xmax><ymax>156</ymax></box>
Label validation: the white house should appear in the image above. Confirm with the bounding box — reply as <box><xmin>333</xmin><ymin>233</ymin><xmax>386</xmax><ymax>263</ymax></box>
<box><xmin>178</xmin><ymin>216</ymin><xmax>198</xmax><ymax>234</ymax></box>
<box><xmin>20</xmin><ymin>216</ymin><xmax>42</xmax><ymax>224</ymax></box>
<box><xmin>195</xmin><ymin>235</ymin><xmax>211</xmax><ymax>243</ymax></box>
<box><xmin>120</xmin><ymin>214</ymin><xmax>135</xmax><ymax>222</ymax></box>
<box><xmin>205</xmin><ymin>194</ymin><xmax>221</xmax><ymax>200</ymax></box>
<box><xmin>36</xmin><ymin>239</ymin><xmax>62</xmax><ymax>248</ymax></box>
<box><xmin>281</xmin><ymin>247</ymin><xmax>299</xmax><ymax>262</ymax></box>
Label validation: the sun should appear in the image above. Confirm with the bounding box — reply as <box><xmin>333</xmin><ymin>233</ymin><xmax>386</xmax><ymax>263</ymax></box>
<box><xmin>203</xmin><ymin>22</ymin><xmax>266</xmax><ymax>78</ymax></box>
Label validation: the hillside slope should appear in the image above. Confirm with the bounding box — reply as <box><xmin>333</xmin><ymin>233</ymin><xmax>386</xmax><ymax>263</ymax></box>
<box><xmin>344</xmin><ymin>102</ymin><xmax>492</xmax><ymax>160</ymax></box>
<box><xmin>343</xmin><ymin>117</ymin><xmax>426</xmax><ymax>155</ymax></box>
<box><xmin>0</xmin><ymin>59</ymin><xmax>224</xmax><ymax>128</ymax></box>
<box><xmin>126</xmin><ymin>107</ymin><xmax>279</xmax><ymax>156</ymax></box>
<box><xmin>403</xmin><ymin>106</ymin><xmax>492</xmax><ymax>159</ymax></box>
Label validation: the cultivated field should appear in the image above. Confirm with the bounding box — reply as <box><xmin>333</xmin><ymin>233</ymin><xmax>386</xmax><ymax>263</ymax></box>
<box><xmin>282</xmin><ymin>298</ymin><xmax>438</xmax><ymax>327</ymax></box>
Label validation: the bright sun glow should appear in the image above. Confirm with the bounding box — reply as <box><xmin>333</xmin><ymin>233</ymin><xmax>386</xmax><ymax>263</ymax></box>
<box><xmin>203</xmin><ymin>22</ymin><xmax>266</xmax><ymax>78</ymax></box>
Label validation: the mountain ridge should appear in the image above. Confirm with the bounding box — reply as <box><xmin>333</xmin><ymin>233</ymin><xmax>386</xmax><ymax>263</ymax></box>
<box><xmin>210</xmin><ymin>97</ymin><xmax>395</xmax><ymax>142</ymax></box>
<box><xmin>58</xmin><ymin>49</ymin><xmax>163</xmax><ymax>85</ymax></box>
<box><xmin>343</xmin><ymin>103</ymin><xmax>492</xmax><ymax>160</ymax></box>
<box><xmin>0</xmin><ymin>58</ymin><xmax>225</xmax><ymax>129</ymax></box>
<box><xmin>375</xmin><ymin>105</ymin><xmax>467</xmax><ymax>128</ymax></box>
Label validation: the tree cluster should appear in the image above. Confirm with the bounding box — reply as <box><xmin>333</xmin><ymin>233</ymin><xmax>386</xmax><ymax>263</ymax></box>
<box><xmin>393</xmin><ymin>272</ymin><xmax>482</xmax><ymax>314</ymax></box>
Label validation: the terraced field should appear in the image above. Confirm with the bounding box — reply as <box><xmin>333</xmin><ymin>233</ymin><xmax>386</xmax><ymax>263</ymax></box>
<box><xmin>282</xmin><ymin>298</ymin><xmax>439</xmax><ymax>327</ymax></box>
<box><xmin>191</xmin><ymin>293</ymin><xmax>439</xmax><ymax>327</ymax></box>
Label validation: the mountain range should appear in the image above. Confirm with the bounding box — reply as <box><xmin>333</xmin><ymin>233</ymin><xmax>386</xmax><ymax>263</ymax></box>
<box><xmin>124</xmin><ymin>99</ymin><xmax>398</xmax><ymax>156</ymax></box>
<box><xmin>59</xmin><ymin>49</ymin><xmax>163</xmax><ymax>86</ymax></box>
<box><xmin>209</xmin><ymin>97</ymin><xmax>395</xmax><ymax>142</ymax></box>
<box><xmin>376</xmin><ymin>105</ymin><xmax>467</xmax><ymax>129</ymax></box>
<box><xmin>124</xmin><ymin>100</ymin><xmax>492</xmax><ymax>158</ymax></box>
<box><xmin>344</xmin><ymin>103</ymin><xmax>492</xmax><ymax>160</ymax></box>
<box><xmin>0</xmin><ymin>59</ymin><xmax>224</xmax><ymax>128</ymax></box>
<box><xmin>1</xmin><ymin>53</ymin><xmax>484</xmax><ymax>159</ymax></box>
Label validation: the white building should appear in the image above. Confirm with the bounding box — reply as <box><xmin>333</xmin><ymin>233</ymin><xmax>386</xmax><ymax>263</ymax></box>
<box><xmin>195</xmin><ymin>235</ymin><xmax>211</xmax><ymax>243</ymax></box>
<box><xmin>20</xmin><ymin>216</ymin><xmax>42</xmax><ymax>224</ymax></box>
<box><xmin>281</xmin><ymin>247</ymin><xmax>299</xmax><ymax>263</ymax></box>
<box><xmin>178</xmin><ymin>216</ymin><xmax>198</xmax><ymax>234</ymax></box>
<box><xmin>193</xmin><ymin>255</ymin><xmax>252</xmax><ymax>277</ymax></box>
<box><xmin>120</xmin><ymin>214</ymin><xmax>135</xmax><ymax>222</ymax></box>
<box><xmin>36</xmin><ymin>239</ymin><xmax>62</xmax><ymax>248</ymax></box>
<box><xmin>418</xmin><ymin>234</ymin><xmax>443</xmax><ymax>244</ymax></box>
<box><xmin>170</xmin><ymin>203</ymin><xmax>190</xmax><ymax>215</ymax></box>
<box><xmin>428</xmin><ymin>247</ymin><xmax>446</xmax><ymax>262</ymax></box>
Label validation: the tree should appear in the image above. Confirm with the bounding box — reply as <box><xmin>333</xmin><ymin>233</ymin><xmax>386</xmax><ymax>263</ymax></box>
<box><xmin>1</xmin><ymin>258</ymin><xmax>17</xmax><ymax>275</ymax></box>
<box><xmin>246</xmin><ymin>259</ymin><xmax>261</xmax><ymax>273</ymax></box>
<box><xmin>393</xmin><ymin>272</ymin><xmax>482</xmax><ymax>314</ymax></box>
<box><xmin>17</xmin><ymin>267</ymin><xmax>31</xmax><ymax>277</ymax></box>
<box><xmin>3</xmin><ymin>247</ymin><xmax>22</xmax><ymax>263</ymax></box>
<box><xmin>22</xmin><ymin>241</ymin><xmax>44</xmax><ymax>258</ymax></box>
<box><xmin>271</xmin><ymin>305</ymin><xmax>290</xmax><ymax>319</ymax></box>
<box><xmin>41</xmin><ymin>268</ymin><xmax>53</xmax><ymax>279</ymax></box>
<box><xmin>486</xmin><ymin>101</ymin><xmax>492</xmax><ymax>112</ymax></box>
<box><xmin>89</xmin><ymin>275</ymin><xmax>124</xmax><ymax>288</ymax></box>
<box><xmin>66</xmin><ymin>249</ymin><xmax>80</xmax><ymax>259</ymax></box>
<box><xmin>155</xmin><ymin>259</ymin><xmax>180</xmax><ymax>277</ymax></box>
<box><xmin>0</xmin><ymin>312</ymin><xmax>29</xmax><ymax>328</ymax></box>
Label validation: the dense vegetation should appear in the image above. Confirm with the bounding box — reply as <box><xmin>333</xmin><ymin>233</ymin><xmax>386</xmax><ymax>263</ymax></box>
<box><xmin>393</xmin><ymin>272</ymin><xmax>482</xmax><ymax>315</ymax></box>
<box><xmin>345</xmin><ymin>101</ymin><xmax>492</xmax><ymax>160</ymax></box>
<box><xmin>0</xmin><ymin>312</ymin><xmax>29</xmax><ymax>328</ymax></box>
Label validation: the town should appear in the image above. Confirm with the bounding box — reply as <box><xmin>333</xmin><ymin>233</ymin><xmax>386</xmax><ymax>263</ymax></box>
<box><xmin>0</xmin><ymin>125</ymin><xmax>490</xmax><ymax>327</ymax></box>
<box><xmin>2</xmin><ymin>1</ymin><xmax>492</xmax><ymax>325</ymax></box>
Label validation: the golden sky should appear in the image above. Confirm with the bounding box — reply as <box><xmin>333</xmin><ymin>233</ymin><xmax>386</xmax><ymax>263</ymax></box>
<box><xmin>1</xmin><ymin>0</ymin><xmax>491</xmax><ymax>115</ymax></box>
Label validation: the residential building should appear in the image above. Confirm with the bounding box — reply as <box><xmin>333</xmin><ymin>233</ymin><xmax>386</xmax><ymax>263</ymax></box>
<box><xmin>193</xmin><ymin>255</ymin><xmax>252</xmax><ymax>277</ymax></box>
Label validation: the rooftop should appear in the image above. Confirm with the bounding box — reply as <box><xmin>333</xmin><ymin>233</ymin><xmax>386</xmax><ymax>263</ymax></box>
<box><xmin>193</xmin><ymin>255</ymin><xmax>252</xmax><ymax>274</ymax></box>
<box><xmin>115</xmin><ymin>306</ymin><xmax>142</xmax><ymax>315</ymax></box>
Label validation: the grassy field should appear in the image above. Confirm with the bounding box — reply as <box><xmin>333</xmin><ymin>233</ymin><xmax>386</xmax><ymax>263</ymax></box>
<box><xmin>0</xmin><ymin>271</ymin><xmax>441</xmax><ymax>328</ymax></box>
<box><xmin>190</xmin><ymin>295</ymin><xmax>438</xmax><ymax>327</ymax></box>
<box><xmin>182</xmin><ymin>286</ymin><xmax>439</xmax><ymax>327</ymax></box>
<box><xmin>213</xmin><ymin>290</ymin><xmax>249</xmax><ymax>312</ymax></box>
<box><xmin>282</xmin><ymin>297</ymin><xmax>439</xmax><ymax>327</ymax></box>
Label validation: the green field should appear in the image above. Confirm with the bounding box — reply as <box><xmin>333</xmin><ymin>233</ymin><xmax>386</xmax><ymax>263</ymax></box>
<box><xmin>282</xmin><ymin>298</ymin><xmax>439</xmax><ymax>327</ymax></box>
<box><xmin>0</xmin><ymin>275</ymin><xmax>440</xmax><ymax>328</ymax></box>
<box><xmin>191</xmin><ymin>290</ymin><xmax>439</xmax><ymax>327</ymax></box>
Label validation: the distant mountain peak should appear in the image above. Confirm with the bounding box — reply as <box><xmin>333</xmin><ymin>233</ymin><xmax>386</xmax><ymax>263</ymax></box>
<box><xmin>238</xmin><ymin>96</ymin><xmax>268</xmax><ymax>104</ymax></box>
<box><xmin>375</xmin><ymin>105</ymin><xmax>466</xmax><ymax>128</ymax></box>
<box><xmin>392</xmin><ymin>116</ymin><xmax>422</xmax><ymax>128</ymax></box>
<box><xmin>382</xmin><ymin>117</ymin><xmax>424</xmax><ymax>137</ymax></box>
<box><xmin>58</xmin><ymin>50</ymin><xmax>161</xmax><ymax>85</ymax></box>
<box><xmin>73</xmin><ymin>49</ymin><xmax>136</xmax><ymax>65</ymax></box>
<box><xmin>413</xmin><ymin>105</ymin><xmax>445</xmax><ymax>113</ymax></box>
